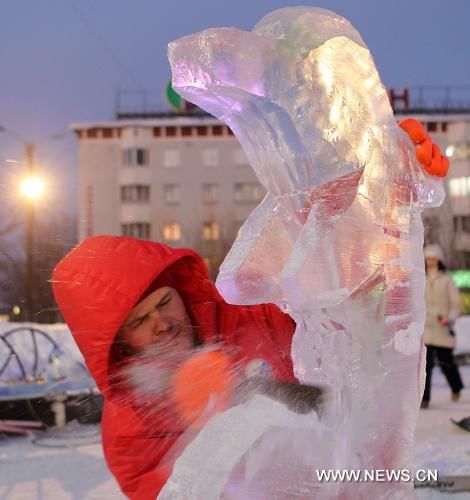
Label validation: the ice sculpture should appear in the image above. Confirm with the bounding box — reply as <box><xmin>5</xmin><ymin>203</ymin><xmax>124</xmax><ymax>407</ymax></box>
<box><xmin>162</xmin><ymin>6</ymin><xmax>445</xmax><ymax>498</ymax></box>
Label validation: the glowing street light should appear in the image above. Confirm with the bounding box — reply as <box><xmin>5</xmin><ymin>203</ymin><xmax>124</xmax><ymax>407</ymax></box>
<box><xmin>1</xmin><ymin>127</ymin><xmax>62</xmax><ymax>321</ymax></box>
<box><xmin>20</xmin><ymin>175</ymin><xmax>46</xmax><ymax>200</ymax></box>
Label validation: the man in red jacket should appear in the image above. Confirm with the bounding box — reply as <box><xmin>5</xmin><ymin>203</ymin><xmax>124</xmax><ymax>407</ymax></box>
<box><xmin>52</xmin><ymin>235</ymin><xmax>305</xmax><ymax>499</ymax></box>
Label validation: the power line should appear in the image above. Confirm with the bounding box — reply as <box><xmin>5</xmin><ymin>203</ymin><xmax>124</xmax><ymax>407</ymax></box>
<box><xmin>66</xmin><ymin>0</ymin><xmax>144</xmax><ymax>89</ymax></box>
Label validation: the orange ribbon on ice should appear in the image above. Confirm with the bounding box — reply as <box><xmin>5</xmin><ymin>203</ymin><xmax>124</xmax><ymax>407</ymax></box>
<box><xmin>399</xmin><ymin>118</ymin><xmax>449</xmax><ymax>178</ymax></box>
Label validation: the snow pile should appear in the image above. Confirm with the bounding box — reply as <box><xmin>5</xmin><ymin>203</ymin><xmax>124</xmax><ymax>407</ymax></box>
<box><xmin>454</xmin><ymin>316</ymin><xmax>470</xmax><ymax>355</ymax></box>
<box><xmin>0</xmin><ymin>322</ymin><xmax>86</xmax><ymax>383</ymax></box>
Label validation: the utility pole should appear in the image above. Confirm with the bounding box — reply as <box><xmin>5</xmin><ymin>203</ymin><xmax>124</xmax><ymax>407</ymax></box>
<box><xmin>25</xmin><ymin>141</ymin><xmax>35</xmax><ymax>321</ymax></box>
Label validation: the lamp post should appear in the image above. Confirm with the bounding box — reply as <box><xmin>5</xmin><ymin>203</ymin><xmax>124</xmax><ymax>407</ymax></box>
<box><xmin>0</xmin><ymin>127</ymin><xmax>47</xmax><ymax>321</ymax></box>
<box><xmin>20</xmin><ymin>142</ymin><xmax>44</xmax><ymax>321</ymax></box>
<box><xmin>26</xmin><ymin>144</ymin><xmax>34</xmax><ymax>322</ymax></box>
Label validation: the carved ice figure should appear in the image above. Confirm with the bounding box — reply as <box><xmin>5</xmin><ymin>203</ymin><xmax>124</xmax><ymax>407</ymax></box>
<box><xmin>162</xmin><ymin>6</ymin><xmax>445</xmax><ymax>499</ymax></box>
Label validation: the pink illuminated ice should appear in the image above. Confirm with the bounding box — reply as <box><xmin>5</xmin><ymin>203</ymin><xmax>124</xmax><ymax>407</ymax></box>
<box><xmin>162</xmin><ymin>6</ymin><xmax>445</xmax><ymax>499</ymax></box>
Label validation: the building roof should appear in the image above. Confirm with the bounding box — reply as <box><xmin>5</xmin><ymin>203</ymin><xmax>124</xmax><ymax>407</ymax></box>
<box><xmin>71</xmin><ymin>113</ymin><xmax>221</xmax><ymax>130</ymax></box>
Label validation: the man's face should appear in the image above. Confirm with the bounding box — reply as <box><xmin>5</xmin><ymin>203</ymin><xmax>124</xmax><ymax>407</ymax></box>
<box><xmin>116</xmin><ymin>287</ymin><xmax>195</xmax><ymax>356</ymax></box>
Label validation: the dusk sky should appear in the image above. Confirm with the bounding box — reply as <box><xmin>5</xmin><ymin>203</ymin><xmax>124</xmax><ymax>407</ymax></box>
<box><xmin>1</xmin><ymin>0</ymin><xmax>469</xmax><ymax>216</ymax></box>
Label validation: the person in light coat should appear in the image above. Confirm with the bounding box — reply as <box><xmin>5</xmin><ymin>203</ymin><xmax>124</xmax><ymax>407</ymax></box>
<box><xmin>422</xmin><ymin>244</ymin><xmax>464</xmax><ymax>408</ymax></box>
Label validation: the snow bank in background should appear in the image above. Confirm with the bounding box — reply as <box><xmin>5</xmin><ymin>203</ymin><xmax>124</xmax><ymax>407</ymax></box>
<box><xmin>0</xmin><ymin>322</ymin><xmax>84</xmax><ymax>381</ymax></box>
<box><xmin>454</xmin><ymin>316</ymin><xmax>470</xmax><ymax>355</ymax></box>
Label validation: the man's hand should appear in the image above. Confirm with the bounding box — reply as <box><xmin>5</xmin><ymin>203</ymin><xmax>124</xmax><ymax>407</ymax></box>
<box><xmin>237</xmin><ymin>377</ymin><xmax>325</xmax><ymax>415</ymax></box>
<box><xmin>438</xmin><ymin>314</ymin><xmax>449</xmax><ymax>326</ymax></box>
<box><xmin>399</xmin><ymin>118</ymin><xmax>449</xmax><ymax>177</ymax></box>
<box><xmin>170</xmin><ymin>350</ymin><xmax>326</xmax><ymax>426</ymax></box>
<box><xmin>170</xmin><ymin>349</ymin><xmax>235</xmax><ymax>425</ymax></box>
<box><xmin>261</xmin><ymin>379</ymin><xmax>324</xmax><ymax>415</ymax></box>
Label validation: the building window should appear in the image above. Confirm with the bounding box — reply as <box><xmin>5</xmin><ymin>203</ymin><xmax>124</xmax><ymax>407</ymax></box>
<box><xmin>163</xmin><ymin>149</ymin><xmax>181</xmax><ymax>168</ymax></box>
<box><xmin>163</xmin><ymin>184</ymin><xmax>181</xmax><ymax>204</ymax></box>
<box><xmin>153</xmin><ymin>127</ymin><xmax>162</xmax><ymax>137</ymax></box>
<box><xmin>426</xmin><ymin>122</ymin><xmax>437</xmax><ymax>133</ymax></box>
<box><xmin>181</xmin><ymin>126</ymin><xmax>193</xmax><ymax>137</ymax></box>
<box><xmin>463</xmin><ymin>216</ymin><xmax>470</xmax><ymax>233</ymax></box>
<box><xmin>212</xmin><ymin>125</ymin><xmax>223</xmax><ymax>136</ymax></box>
<box><xmin>202</xmin><ymin>183</ymin><xmax>219</xmax><ymax>204</ymax></box>
<box><xmin>233</xmin><ymin>149</ymin><xmax>248</xmax><ymax>166</ymax></box>
<box><xmin>121</xmin><ymin>185</ymin><xmax>150</xmax><ymax>203</ymax></box>
<box><xmin>197</xmin><ymin>126</ymin><xmax>208</xmax><ymax>137</ymax></box>
<box><xmin>441</xmin><ymin>122</ymin><xmax>448</xmax><ymax>132</ymax></box>
<box><xmin>123</xmin><ymin>148</ymin><xmax>149</xmax><ymax>166</ymax></box>
<box><xmin>87</xmin><ymin>128</ymin><xmax>98</xmax><ymax>139</ymax></box>
<box><xmin>454</xmin><ymin>215</ymin><xmax>470</xmax><ymax>233</ymax></box>
<box><xmin>166</xmin><ymin>126</ymin><xmax>177</xmax><ymax>137</ymax></box>
<box><xmin>163</xmin><ymin>223</ymin><xmax>181</xmax><ymax>242</ymax></box>
<box><xmin>234</xmin><ymin>182</ymin><xmax>264</xmax><ymax>203</ymax></box>
<box><xmin>226</xmin><ymin>126</ymin><xmax>234</xmax><ymax>136</ymax></box>
<box><xmin>136</xmin><ymin>149</ymin><xmax>147</xmax><ymax>165</ymax></box>
<box><xmin>202</xmin><ymin>221</ymin><xmax>220</xmax><ymax>241</ymax></box>
<box><xmin>449</xmin><ymin>177</ymin><xmax>470</xmax><ymax>198</ymax></box>
<box><xmin>202</xmin><ymin>148</ymin><xmax>219</xmax><ymax>167</ymax></box>
<box><xmin>103</xmin><ymin>128</ymin><xmax>113</xmax><ymax>139</ymax></box>
<box><xmin>121</xmin><ymin>223</ymin><xmax>150</xmax><ymax>239</ymax></box>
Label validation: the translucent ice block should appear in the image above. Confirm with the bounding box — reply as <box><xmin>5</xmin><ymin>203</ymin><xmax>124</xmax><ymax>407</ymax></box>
<box><xmin>163</xmin><ymin>6</ymin><xmax>445</xmax><ymax>499</ymax></box>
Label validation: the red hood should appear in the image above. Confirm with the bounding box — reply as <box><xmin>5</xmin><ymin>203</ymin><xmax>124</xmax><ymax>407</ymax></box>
<box><xmin>52</xmin><ymin>236</ymin><xmax>223</xmax><ymax>397</ymax></box>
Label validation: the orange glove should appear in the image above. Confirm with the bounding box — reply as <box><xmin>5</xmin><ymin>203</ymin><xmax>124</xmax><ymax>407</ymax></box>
<box><xmin>399</xmin><ymin>118</ymin><xmax>449</xmax><ymax>178</ymax></box>
<box><xmin>170</xmin><ymin>350</ymin><xmax>235</xmax><ymax>426</ymax></box>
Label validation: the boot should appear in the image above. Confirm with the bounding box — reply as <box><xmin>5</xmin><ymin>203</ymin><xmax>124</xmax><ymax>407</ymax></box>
<box><xmin>451</xmin><ymin>392</ymin><xmax>460</xmax><ymax>402</ymax></box>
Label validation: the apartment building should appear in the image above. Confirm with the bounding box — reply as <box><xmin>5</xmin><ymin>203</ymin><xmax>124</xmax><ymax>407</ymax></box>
<box><xmin>72</xmin><ymin>113</ymin><xmax>264</xmax><ymax>277</ymax></box>
<box><xmin>73</xmin><ymin>86</ymin><xmax>470</xmax><ymax>276</ymax></box>
<box><xmin>393</xmin><ymin>86</ymin><xmax>470</xmax><ymax>268</ymax></box>
<box><xmin>395</xmin><ymin>114</ymin><xmax>466</xmax><ymax>267</ymax></box>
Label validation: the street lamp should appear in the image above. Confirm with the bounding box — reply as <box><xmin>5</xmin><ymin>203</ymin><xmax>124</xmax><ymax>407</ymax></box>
<box><xmin>19</xmin><ymin>172</ymin><xmax>46</xmax><ymax>322</ymax></box>
<box><xmin>0</xmin><ymin>129</ymin><xmax>48</xmax><ymax>321</ymax></box>
<box><xmin>20</xmin><ymin>175</ymin><xmax>46</xmax><ymax>200</ymax></box>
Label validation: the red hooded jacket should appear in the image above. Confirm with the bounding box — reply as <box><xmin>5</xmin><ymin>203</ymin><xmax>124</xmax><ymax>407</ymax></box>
<box><xmin>52</xmin><ymin>236</ymin><xmax>296</xmax><ymax>499</ymax></box>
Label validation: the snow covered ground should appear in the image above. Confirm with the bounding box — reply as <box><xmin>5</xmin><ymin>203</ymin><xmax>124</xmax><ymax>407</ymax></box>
<box><xmin>413</xmin><ymin>365</ymin><xmax>470</xmax><ymax>499</ymax></box>
<box><xmin>0</xmin><ymin>367</ymin><xmax>469</xmax><ymax>499</ymax></box>
<box><xmin>0</xmin><ymin>424</ymin><xmax>124</xmax><ymax>500</ymax></box>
